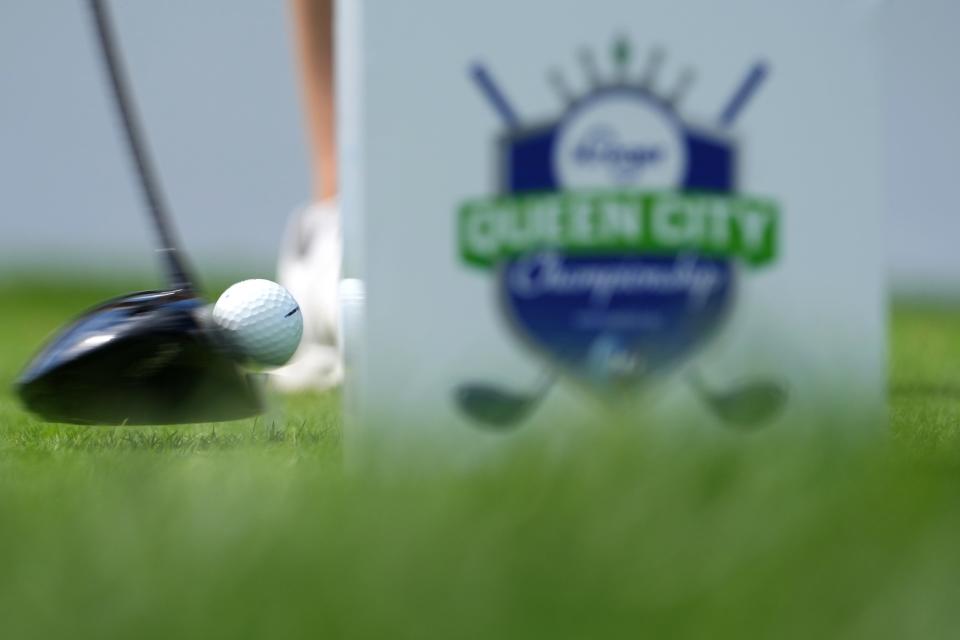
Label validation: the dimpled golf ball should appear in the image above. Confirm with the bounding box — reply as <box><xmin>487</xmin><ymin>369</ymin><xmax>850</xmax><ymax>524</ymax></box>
<box><xmin>212</xmin><ymin>279</ymin><xmax>303</xmax><ymax>367</ymax></box>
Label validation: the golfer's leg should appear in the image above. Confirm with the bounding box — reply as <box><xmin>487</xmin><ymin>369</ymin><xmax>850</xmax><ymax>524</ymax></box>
<box><xmin>274</xmin><ymin>0</ymin><xmax>343</xmax><ymax>391</ymax></box>
<box><xmin>291</xmin><ymin>0</ymin><xmax>336</xmax><ymax>201</ymax></box>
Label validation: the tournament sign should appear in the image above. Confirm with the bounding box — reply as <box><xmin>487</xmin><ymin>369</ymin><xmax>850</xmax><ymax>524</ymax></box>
<box><xmin>337</xmin><ymin>0</ymin><xmax>887</xmax><ymax>452</ymax></box>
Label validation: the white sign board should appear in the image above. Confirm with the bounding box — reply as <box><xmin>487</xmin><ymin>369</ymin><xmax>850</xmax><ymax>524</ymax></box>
<box><xmin>337</xmin><ymin>0</ymin><xmax>886</xmax><ymax>454</ymax></box>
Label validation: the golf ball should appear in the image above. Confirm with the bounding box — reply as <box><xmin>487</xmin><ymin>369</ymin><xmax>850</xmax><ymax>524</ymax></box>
<box><xmin>212</xmin><ymin>279</ymin><xmax>303</xmax><ymax>367</ymax></box>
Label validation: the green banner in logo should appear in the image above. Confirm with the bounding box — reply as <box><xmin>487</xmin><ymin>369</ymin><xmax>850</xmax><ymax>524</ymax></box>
<box><xmin>459</xmin><ymin>190</ymin><xmax>780</xmax><ymax>269</ymax></box>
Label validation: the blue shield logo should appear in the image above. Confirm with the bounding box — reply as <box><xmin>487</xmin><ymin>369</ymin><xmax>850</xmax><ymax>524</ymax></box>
<box><xmin>497</xmin><ymin>88</ymin><xmax>738</xmax><ymax>390</ymax></box>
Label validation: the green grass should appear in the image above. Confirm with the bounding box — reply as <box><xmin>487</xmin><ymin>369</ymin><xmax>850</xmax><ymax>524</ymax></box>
<box><xmin>2</xmin><ymin>277</ymin><xmax>960</xmax><ymax>639</ymax></box>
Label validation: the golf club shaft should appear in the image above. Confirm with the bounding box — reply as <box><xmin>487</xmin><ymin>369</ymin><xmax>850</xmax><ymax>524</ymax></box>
<box><xmin>87</xmin><ymin>0</ymin><xmax>194</xmax><ymax>290</ymax></box>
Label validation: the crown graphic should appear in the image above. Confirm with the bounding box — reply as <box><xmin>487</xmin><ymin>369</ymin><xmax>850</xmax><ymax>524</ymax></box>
<box><xmin>548</xmin><ymin>39</ymin><xmax>695</xmax><ymax>115</ymax></box>
<box><xmin>470</xmin><ymin>36</ymin><xmax>767</xmax><ymax>132</ymax></box>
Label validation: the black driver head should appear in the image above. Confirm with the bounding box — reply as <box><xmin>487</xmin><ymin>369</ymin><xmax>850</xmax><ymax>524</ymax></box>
<box><xmin>16</xmin><ymin>289</ymin><xmax>263</xmax><ymax>425</ymax></box>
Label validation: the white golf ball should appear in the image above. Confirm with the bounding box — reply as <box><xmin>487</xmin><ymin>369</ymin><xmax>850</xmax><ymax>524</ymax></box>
<box><xmin>212</xmin><ymin>279</ymin><xmax>303</xmax><ymax>367</ymax></box>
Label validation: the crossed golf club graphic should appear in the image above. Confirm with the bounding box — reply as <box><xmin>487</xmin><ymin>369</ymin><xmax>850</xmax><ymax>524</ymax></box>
<box><xmin>457</xmin><ymin>367</ymin><xmax>787</xmax><ymax>431</ymax></box>
<box><xmin>455</xmin><ymin>40</ymin><xmax>787</xmax><ymax>430</ymax></box>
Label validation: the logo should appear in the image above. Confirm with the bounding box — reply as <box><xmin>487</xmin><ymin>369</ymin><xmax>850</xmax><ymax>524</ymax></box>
<box><xmin>556</xmin><ymin>96</ymin><xmax>684</xmax><ymax>187</ymax></box>
<box><xmin>566</xmin><ymin>125</ymin><xmax>666</xmax><ymax>183</ymax></box>
<box><xmin>455</xmin><ymin>39</ymin><xmax>783</xmax><ymax>429</ymax></box>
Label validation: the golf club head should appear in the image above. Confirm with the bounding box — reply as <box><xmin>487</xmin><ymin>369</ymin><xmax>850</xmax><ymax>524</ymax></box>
<box><xmin>711</xmin><ymin>382</ymin><xmax>787</xmax><ymax>430</ymax></box>
<box><xmin>16</xmin><ymin>289</ymin><xmax>263</xmax><ymax>425</ymax></box>
<box><xmin>455</xmin><ymin>383</ymin><xmax>540</xmax><ymax>429</ymax></box>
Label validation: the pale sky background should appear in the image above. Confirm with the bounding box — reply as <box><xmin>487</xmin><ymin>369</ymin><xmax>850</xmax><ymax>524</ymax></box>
<box><xmin>0</xmin><ymin>0</ymin><xmax>956</xmax><ymax>293</ymax></box>
<box><xmin>0</xmin><ymin>0</ymin><xmax>309</xmax><ymax>277</ymax></box>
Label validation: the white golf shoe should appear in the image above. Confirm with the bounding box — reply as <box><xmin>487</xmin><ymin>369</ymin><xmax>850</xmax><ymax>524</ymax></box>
<box><xmin>272</xmin><ymin>199</ymin><xmax>343</xmax><ymax>391</ymax></box>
